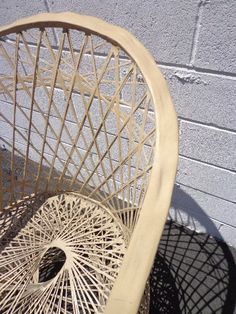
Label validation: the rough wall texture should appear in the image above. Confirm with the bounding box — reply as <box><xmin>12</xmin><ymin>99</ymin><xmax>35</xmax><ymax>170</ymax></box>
<box><xmin>0</xmin><ymin>0</ymin><xmax>235</xmax><ymax>246</ymax></box>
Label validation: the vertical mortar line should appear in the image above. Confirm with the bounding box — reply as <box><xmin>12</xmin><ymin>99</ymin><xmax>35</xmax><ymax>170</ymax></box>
<box><xmin>44</xmin><ymin>0</ymin><xmax>59</xmax><ymax>45</ymax></box>
<box><xmin>44</xmin><ymin>0</ymin><xmax>50</xmax><ymax>12</ymax></box>
<box><xmin>189</xmin><ymin>2</ymin><xmax>205</xmax><ymax>66</ymax></box>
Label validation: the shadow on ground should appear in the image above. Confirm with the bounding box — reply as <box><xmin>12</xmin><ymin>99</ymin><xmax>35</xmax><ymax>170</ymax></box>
<box><xmin>150</xmin><ymin>188</ymin><xmax>236</xmax><ymax>314</ymax></box>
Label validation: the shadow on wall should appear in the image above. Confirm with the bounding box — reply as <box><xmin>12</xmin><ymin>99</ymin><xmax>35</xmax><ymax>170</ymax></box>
<box><xmin>150</xmin><ymin>187</ymin><xmax>236</xmax><ymax>314</ymax></box>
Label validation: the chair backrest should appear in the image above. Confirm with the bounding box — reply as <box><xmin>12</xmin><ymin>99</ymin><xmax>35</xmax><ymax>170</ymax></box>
<box><xmin>0</xmin><ymin>13</ymin><xmax>178</xmax><ymax>313</ymax></box>
<box><xmin>0</xmin><ymin>13</ymin><xmax>178</xmax><ymax>222</ymax></box>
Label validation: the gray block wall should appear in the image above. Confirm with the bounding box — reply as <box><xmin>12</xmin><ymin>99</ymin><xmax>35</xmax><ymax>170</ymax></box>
<box><xmin>0</xmin><ymin>0</ymin><xmax>236</xmax><ymax>247</ymax></box>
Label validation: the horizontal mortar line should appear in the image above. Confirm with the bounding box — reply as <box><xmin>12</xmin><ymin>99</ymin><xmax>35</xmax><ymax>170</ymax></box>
<box><xmin>14</xmin><ymin>36</ymin><xmax>236</xmax><ymax>81</ymax></box>
<box><xmin>158</xmin><ymin>62</ymin><xmax>236</xmax><ymax>80</ymax></box>
<box><xmin>0</xmin><ymin>113</ymin><xmax>153</xmax><ymax>150</ymax></box>
<box><xmin>179</xmin><ymin>154</ymin><xmax>236</xmax><ymax>174</ymax></box>
<box><xmin>0</xmin><ymin>88</ymin><xmax>142</xmax><ymax>113</ymax></box>
<box><xmin>175</xmin><ymin>181</ymin><xmax>236</xmax><ymax>205</ymax></box>
<box><xmin>0</xmin><ymin>125</ymin><xmax>147</xmax><ymax>172</ymax></box>
<box><xmin>3</xmin><ymin>37</ymin><xmax>236</xmax><ymax>80</ymax></box>
<box><xmin>179</xmin><ymin>155</ymin><xmax>236</xmax><ymax>174</ymax></box>
<box><xmin>0</xmin><ymin>100</ymin><xmax>155</xmax><ymax>146</ymax></box>
<box><xmin>170</xmin><ymin>207</ymin><xmax>236</xmax><ymax>231</ymax></box>
<box><xmin>166</xmin><ymin>216</ymin><xmax>225</xmax><ymax>245</ymax></box>
<box><xmin>165</xmin><ymin>216</ymin><xmax>222</xmax><ymax>241</ymax></box>
<box><xmin>210</xmin><ymin>217</ymin><xmax>236</xmax><ymax>230</ymax></box>
<box><xmin>1</xmin><ymin>135</ymin><xmax>143</xmax><ymax>191</ymax></box>
<box><xmin>1</xmin><ymin>96</ymin><xmax>152</xmax><ymax>119</ymax></box>
<box><xmin>1</xmin><ymin>110</ymin><xmax>235</xmax><ymax>175</ymax></box>
<box><xmin>171</xmin><ymin>201</ymin><xmax>236</xmax><ymax>229</ymax></box>
<box><xmin>1</xmin><ymin>145</ymin><xmax>124</xmax><ymax>191</ymax></box>
<box><xmin>0</xmin><ymin>105</ymin><xmax>234</xmax><ymax>173</ymax></box>
<box><xmin>218</xmin><ymin>223</ymin><xmax>236</xmax><ymax>234</ymax></box>
<box><xmin>179</xmin><ymin>116</ymin><xmax>236</xmax><ymax>134</ymax></box>
<box><xmin>3</xmin><ymin>38</ymin><xmax>131</xmax><ymax>62</ymax></box>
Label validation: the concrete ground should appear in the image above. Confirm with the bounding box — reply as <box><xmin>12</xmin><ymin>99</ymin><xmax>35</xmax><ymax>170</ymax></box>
<box><xmin>150</xmin><ymin>220</ymin><xmax>236</xmax><ymax>314</ymax></box>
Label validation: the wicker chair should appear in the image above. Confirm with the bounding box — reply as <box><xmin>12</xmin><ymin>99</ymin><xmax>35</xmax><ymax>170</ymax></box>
<box><xmin>0</xmin><ymin>13</ymin><xmax>178</xmax><ymax>313</ymax></box>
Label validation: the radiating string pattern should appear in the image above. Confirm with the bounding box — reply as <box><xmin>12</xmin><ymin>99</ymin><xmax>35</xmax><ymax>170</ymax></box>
<box><xmin>0</xmin><ymin>193</ymin><xmax>128</xmax><ymax>313</ymax></box>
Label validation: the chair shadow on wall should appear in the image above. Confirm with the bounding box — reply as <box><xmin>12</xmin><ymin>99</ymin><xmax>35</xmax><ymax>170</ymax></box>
<box><xmin>149</xmin><ymin>186</ymin><xmax>236</xmax><ymax>314</ymax></box>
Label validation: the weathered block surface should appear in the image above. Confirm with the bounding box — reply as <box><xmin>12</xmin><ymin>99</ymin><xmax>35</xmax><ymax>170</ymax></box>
<box><xmin>195</xmin><ymin>1</ymin><xmax>236</xmax><ymax>73</ymax></box>
<box><xmin>47</xmin><ymin>0</ymin><xmax>199</xmax><ymax>64</ymax></box>
<box><xmin>177</xmin><ymin>157</ymin><xmax>236</xmax><ymax>203</ymax></box>
<box><xmin>0</xmin><ymin>0</ymin><xmax>48</xmax><ymax>25</ymax></box>
<box><xmin>162</xmin><ymin>68</ymin><xmax>236</xmax><ymax>131</ymax></box>
<box><xmin>172</xmin><ymin>184</ymin><xmax>236</xmax><ymax>227</ymax></box>
<box><xmin>179</xmin><ymin>121</ymin><xmax>236</xmax><ymax>171</ymax></box>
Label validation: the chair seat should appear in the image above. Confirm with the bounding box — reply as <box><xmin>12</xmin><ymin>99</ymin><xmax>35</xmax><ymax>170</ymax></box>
<box><xmin>0</xmin><ymin>193</ymin><xmax>129</xmax><ymax>313</ymax></box>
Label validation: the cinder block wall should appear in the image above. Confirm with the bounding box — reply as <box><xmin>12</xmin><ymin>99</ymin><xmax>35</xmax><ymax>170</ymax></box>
<box><xmin>0</xmin><ymin>0</ymin><xmax>235</xmax><ymax>246</ymax></box>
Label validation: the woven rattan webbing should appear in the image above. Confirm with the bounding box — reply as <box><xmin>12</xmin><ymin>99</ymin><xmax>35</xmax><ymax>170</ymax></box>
<box><xmin>0</xmin><ymin>13</ymin><xmax>178</xmax><ymax>313</ymax></box>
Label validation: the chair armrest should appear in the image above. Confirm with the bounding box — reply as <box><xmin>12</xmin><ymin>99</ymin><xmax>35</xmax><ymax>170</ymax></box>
<box><xmin>105</xmin><ymin>108</ymin><xmax>178</xmax><ymax>313</ymax></box>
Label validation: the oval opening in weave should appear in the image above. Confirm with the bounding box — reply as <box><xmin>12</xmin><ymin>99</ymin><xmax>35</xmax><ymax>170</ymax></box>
<box><xmin>38</xmin><ymin>247</ymin><xmax>66</xmax><ymax>283</ymax></box>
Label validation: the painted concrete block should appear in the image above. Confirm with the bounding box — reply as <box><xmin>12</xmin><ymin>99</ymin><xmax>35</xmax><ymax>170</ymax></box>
<box><xmin>47</xmin><ymin>0</ymin><xmax>198</xmax><ymax>64</ymax></box>
<box><xmin>195</xmin><ymin>1</ymin><xmax>236</xmax><ymax>73</ymax></box>
<box><xmin>162</xmin><ymin>68</ymin><xmax>236</xmax><ymax>131</ymax></box>
<box><xmin>177</xmin><ymin>157</ymin><xmax>236</xmax><ymax>203</ymax></box>
<box><xmin>0</xmin><ymin>0</ymin><xmax>48</xmax><ymax>26</ymax></box>
<box><xmin>180</xmin><ymin>120</ymin><xmax>236</xmax><ymax>171</ymax></box>
<box><xmin>171</xmin><ymin>184</ymin><xmax>236</xmax><ymax>227</ymax></box>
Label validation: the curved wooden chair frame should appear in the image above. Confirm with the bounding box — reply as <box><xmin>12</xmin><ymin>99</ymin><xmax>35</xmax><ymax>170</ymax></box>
<box><xmin>0</xmin><ymin>13</ymin><xmax>178</xmax><ymax>313</ymax></box>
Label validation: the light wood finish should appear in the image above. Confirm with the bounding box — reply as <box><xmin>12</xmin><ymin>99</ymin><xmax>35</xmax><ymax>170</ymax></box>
<box><xmin>0</xmin><ymin>193</ymin><xmax>128</xmax><ymax>313</ymax></box>
<box><xmin>0</xmin><ymin>12</ymin><xmax>178</xmax><ymax>313</ymax></box>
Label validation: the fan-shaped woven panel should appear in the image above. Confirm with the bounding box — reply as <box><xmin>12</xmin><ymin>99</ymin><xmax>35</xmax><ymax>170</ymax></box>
<box><xmin>0</xmin><ymin>21</ymin><xmax>156</xmax><ymax>232</ymax></box>
<box><xmin>0</xmin><ymin>193</ymin><xmax>128</xmax><ymax>313</ymax></box>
